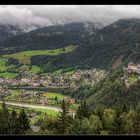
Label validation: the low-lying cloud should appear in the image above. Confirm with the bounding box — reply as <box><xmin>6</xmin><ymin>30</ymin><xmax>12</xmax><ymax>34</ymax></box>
<box><xmin>0</xmin><ymin>5</ymin><xmax>140</xmax><ymax>28</ymax></box>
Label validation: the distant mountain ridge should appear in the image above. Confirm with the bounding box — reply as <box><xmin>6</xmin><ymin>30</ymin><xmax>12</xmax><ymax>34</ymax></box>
<box><xmin>0</xmin><ymin>21</ymin><xmax>100</xmax><ymax>54</ymax></box>
<box><xmin>0</xmin><ymin>25</ymin><xmax>24</xmax><ymax>41</ymax></box>
<box><xmin>1</xmin><ymin>19</ymin><xmax>140</xmax><ymax>72</ymax></box>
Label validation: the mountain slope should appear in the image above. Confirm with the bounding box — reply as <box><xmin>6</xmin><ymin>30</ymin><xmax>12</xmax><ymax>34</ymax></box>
<box><xmin>0</xmin><ymin>25</ymin><xmax>24</xmax><ymax>41</ymax></box>
<box><xmin>2</xmin><ymin>19</ymin><xmax>140</xmax><ymax>72</ymax></box>
<box><xmin>35</xmin><ymin>18</ymin><xmax>140</xmax><ymax>71</ymax></box>
<box><xmin>86</xmin><ymin>67</ymin><xmax>140</xmax><ymax>111</ymax></box>
<box><xmin>0</xmin><ymin>22</ymin><xmax>99</xmax><ymax>54</ymax></box>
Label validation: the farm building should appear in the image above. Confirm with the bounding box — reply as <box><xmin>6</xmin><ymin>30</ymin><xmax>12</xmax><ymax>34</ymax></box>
<box><xmin>67</xmin><ymin>98</ymin><xmax>75</xmax><ymax>104</ymax></box>
<box><xmin>31</xmin><ymin>125</ymin><xmax>41</xmax><ymax>133</ymax></box>
<box><xmin>127</xmin><ymin>62</ymin><xmax>140</xmax><ymax>74</ymax></box>
<box><xmin>27</xmin><ymin>112</ymin><xmax>37</xmax><ymax>118</ymax></box>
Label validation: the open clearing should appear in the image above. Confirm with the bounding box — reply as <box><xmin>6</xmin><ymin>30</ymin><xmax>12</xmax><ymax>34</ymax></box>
<box><xmin>30</xmin><ymin>65</ymin><xmax>42</xmax><ymax>74</ymax></box>
<box><xmin>0</xmin><ymin>57</ymin><xmax>16</xmax><ymax>72</ymax></box>
<box><xmin>128</xmin><ymin>73</ymin><xmax>138</xmax><ymax>84</ymax></box>
<box><xmin>0</xmin><ymin>72</ymin><xmax>19</xmax><ymax>78</ymax></box>
<box><xmin>51</xmin><ymin>68</ymin><xmax>75</xmax><ymax>76</ymax></box>
<box><xmin>4</xmin><ymin>45</ymin><xmax>78</xmax><ymax>64</ymax></box>
<box><xmin>43</xmin><ymin>92</ymin><xmax>69</xmax><ymax>99</ymax></box>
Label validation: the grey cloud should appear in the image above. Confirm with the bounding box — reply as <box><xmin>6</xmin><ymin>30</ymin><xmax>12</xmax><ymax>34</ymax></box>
<box><xmin>0</xmin><ymin>5</ymin><xmax>140</xmax><ymax>29</ymax></box>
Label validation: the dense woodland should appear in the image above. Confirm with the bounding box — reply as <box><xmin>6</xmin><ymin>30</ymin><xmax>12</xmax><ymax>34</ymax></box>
<box><xmin>0</xmin><ymin>102</ymin><xmax>30</xmax><ymax>134</ymax></box>
<box><xmin>2</xmin><ymin>99</ymin><xmax>140</xmax><ymax>135</ymax></box>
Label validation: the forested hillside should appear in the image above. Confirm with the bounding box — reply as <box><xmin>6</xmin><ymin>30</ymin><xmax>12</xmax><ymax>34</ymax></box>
<box><xmin>66</xmin><ymin>67</ymin><xmax>140</xmax><ymax>112</ymax></box>
<box><xmin>2</xmin><ymin>19</ymin><xmax>140</xmax><ymax>72</ymax></box>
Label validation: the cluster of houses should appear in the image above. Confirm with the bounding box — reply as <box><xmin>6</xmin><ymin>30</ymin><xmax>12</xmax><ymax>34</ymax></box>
<box><xmin>0</xmin><ymin>86</ymin><xmax>10</xmax><ymax>98</ymax></box>
<box><xmin>0</xmin><ymin>77</ymin><xmax>43</xmax><ymax>87</ymax></box>
<box><xmin>0</xmin><ymin>68</ymin><xmax>106</xmax><ymax>105</ymax></box>
<box><xmin>121</xmin><ymin>62</ymin><xmax>140</xmax><ymax>87</ymax></box>
<box><xmin>127</xmin><ymin>62</ymin><xmax>140</xmax><ymax>74</ymax></box>
<box><xmin>14</xmin><ymin>91</ymin><xmax>49</xmax><ymax>104</ymax></box>
<box><xmin>0</xmin><ymin>68</ymin><xmax>106</xmax><ymax>89</ymax></box>
<box><xmin>0</xmin><ymin>86</ymin><xmax>76</xmax><ymax>105</ymax></box>
<box><xmin>122</xmin><ymin>62</ymin><xmax>140</xmax><ymax>78</ymax></box>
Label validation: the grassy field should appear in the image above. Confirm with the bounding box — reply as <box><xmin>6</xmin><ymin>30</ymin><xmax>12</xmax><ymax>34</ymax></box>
<box><xmin>63</xmin><ymin>70</ymin><xmax>75</xmax><ymax>76</ymax></box>
<box><xmin>0</xmin><ymin>57</ymin><xmax>8</xmax><ymax>71</ymax></box>
<box><xmin>52</xmin><ymin>68</ymin><xmax>63</xmax><ymax>75</ymax></box>
<box><xmin>4</xmin><ymin>45</ymin><xmax>78</xmax><ymax>65</ymax></box>
<box><xmin>30</xmin><ymin>65</ymin><xmax>42</xmax><ymax>74</ymax></box>
<box><xmin>128</xmin><ymin>73</ymin><xmax>138</xmax><ymax>84</ymax></box>
<box><xmin>18</xmin><ymin>65</ymin><xmax>30</xmax><ymax>71</ymax></box>
<box><xmin>0</xmin><ymin>72</ymin><xmax>19</xmax><ymax>79</ymax></box>
<box><xmin>43</xmin><ymin>92</ymin><xmax>69</xmax><ymax>99</ymax></box>
<box><xmin>0</xmin><ymin>57</ymin><xmax>16</xmax><ymax>72</ymax></box>
<box><xmin>31</xmin><ymin>108</ymin><xmax>59</xmax><ymax>116</ymax></box>
<box><xmin>51</xmin><ymin>68</ymin><xmax>75</xmax><ymax>76</ymax></box>
<box><xmin>30</xmin><ymin>108</ymin><xmax>59</xmax><ymax>124</ymax></box>
<box><xmin>69</xmin><ymin>104</ymin><xmax>79</xmax><ymax>110</ymax></box>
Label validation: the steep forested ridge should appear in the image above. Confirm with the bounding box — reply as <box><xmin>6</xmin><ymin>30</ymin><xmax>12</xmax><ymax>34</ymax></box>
<box><xmin>23</xmin><ymin>19</ymin><xmax>140</xmax><ymax>71</ymax></box>
<box><xmin>0</xmin><ymin>22</ymin><xmax>98</xmax><ymax>53</ymax></box>
<box><xmin>2</xmin><ymin>19</ymin><xmax>140</xmax><ymax>72</ymax></box>
<box><xmin>69</xmin><ymin>67</ymin><xmax>140</xmax><ymax>111</ymax></box>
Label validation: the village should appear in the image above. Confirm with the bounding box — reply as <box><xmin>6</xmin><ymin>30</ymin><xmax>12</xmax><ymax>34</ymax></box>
<box><xmin>0</xmin><ymin>68</ymin><xmax>106</xmax><ymax>88</ymax></box>
<box><xmin>0</xmin><ymin>68</ymin><xmax>106</xmax><ymax>106</ymax></box>
<box><xmin>121</xmin><ymin>62</ymin><xmax>140</xmax><ymax>87</ymax></box>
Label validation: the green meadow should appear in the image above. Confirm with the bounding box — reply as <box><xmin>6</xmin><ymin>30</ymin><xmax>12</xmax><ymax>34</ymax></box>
<box><xmin>43</xmin><ymin>92</ymin><xmax>69</xmax><ymax>99</ymax></box>
<box><xmin>30</xmin><ymin>65</ymin><xmax>42</xmax><ymax>74</ymax></box>
<box><xmin>0</xmin><ymin>72</ymin><xmax>19</xmax><ymax>79</ymax></box>
<box><xmin>51</xmin><ymin>68</ymin><xmax>75</xmax><ymax>76</ymax></box>
<box><xmin>4</xmin><ymin>45</ymin><xmax>78</xmax><ymax>64</ymax></box>
<box><xmin>128</xmin><ymin>73</ymin><xmax>138</xmax><ymax>84</ymax></box>
<box><xmin>0</xmin><ymin>57</ymin><xmax>16</xmax><ymax>72</ymax></box>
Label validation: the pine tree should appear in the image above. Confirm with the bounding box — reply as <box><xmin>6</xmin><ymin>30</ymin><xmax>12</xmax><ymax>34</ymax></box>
<box><xmin>0</xmin><ymin>102</ymin><xmax>10</xmax><ymax>134</ymax></box>
<box><xmin>9</xmin><ymin>109</ymin><xmax>18</xmax><ymax>134</ymax></box>
<box><xmin>17</xmin><ymin>109</ymin><xmax>30</xmax><ymax>134</ymax></box>
<box><xmin>123</xmin><ymin>109</ymin><xmax>136</xmax><ymax>134</ymax></box>
<box><xmin>133</xmin><ymin>105</ymin><xmax>140</xmax><ymax>134</ymax></box>
<box><xmin>102</xmin><ymin>109</ymin><xmax>117</xmax><ymax>134</ymax></box>
<box><xmin>113</xmin><ymin>109</ymin><xmax>125</xmax><ymax>134</ymax></box>
<box><xmin>76</xmin><ymin>101</ymin><xmax>91</xmax><ymax>119</ymax></box>
<box><xmin>57</xmin><ymin>99</ymin><xmax>70</xmax><ymax>134</ymax></box>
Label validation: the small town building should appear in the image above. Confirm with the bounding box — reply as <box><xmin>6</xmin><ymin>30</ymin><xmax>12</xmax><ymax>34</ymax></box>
<box><xmin>28</xmin><ymin>112</ymin><xmax>37</xmax><ymax>118</ymax></box>
<box><xmin>127</xmin><ymin>62</ymin><xmax>140</xmax><ymax>74</ymax></box>
<box><xmin>31</xmin><ymin>125</ymin><xmax>41</xmax><ymax>133</ymax></box>
<box><xmin>67</xmin><ymin>98</ymin><xmax>75</xmax><ymax>104</ymax></box>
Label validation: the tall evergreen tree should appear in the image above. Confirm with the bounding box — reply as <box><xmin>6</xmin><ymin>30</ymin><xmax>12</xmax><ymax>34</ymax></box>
<box><xmin>123</xmin><ymin>109</ymin><xmax>136</xmax><ymax>134</ymax></box>
<box><xmin>9</xmin><ymin>109</ymin><xmax>18</xmax><ymax>134</ymax></box>
<box><xmin>76</xmin><ymin>101</ymin><xmax>91</xmax><ymax>119</ymax></box>
<box><xmin>0</xmin><ymin>102</ymin><xmax>10</xmax><ymax>134</ymax></box>
<box><xmin>17</xmin><ymin>109</ymin><xmax>30</xmax><ymax>134</ymax></box>
<box><xmin>57</xmin><ymin>99</ymin><xmax>70</xmax><ymax>134</ymax></box>
<box><xmin>113</xmin><ymin>109</ymin><xmax>125</xmax><ymax>134</ymax></box>
<box><xmin>133</xmin><ymin>105</ymin><xmax>140</xmax><ymax>134</ymax></box>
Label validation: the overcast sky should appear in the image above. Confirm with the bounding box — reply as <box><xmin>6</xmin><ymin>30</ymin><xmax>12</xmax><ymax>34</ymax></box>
<box><xmin>0</xmin><ymin>5</ymin><xmax>140</xmax><ymax>28</ymax></box>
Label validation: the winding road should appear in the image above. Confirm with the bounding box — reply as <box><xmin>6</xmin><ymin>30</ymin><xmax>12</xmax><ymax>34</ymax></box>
<box><xmin>0</xmin><ymin>100</ymin><xmax>62</xmax><ymax>112</ymax></box>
